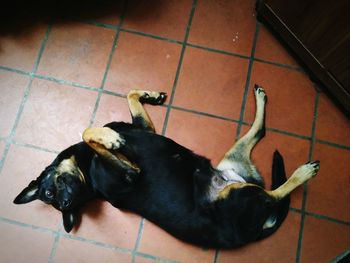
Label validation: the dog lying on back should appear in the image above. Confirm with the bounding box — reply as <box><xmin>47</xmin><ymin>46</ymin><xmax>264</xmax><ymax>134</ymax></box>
<box><xmin>14</xmin><ymin>87</ymin><xmax>320</xmax><ymax>248</ymax></box>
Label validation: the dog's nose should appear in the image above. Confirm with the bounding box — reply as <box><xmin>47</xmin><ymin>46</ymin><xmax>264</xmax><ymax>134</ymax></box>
<box><xmin>62</xmin><ymin>199</ymin><xmax>71</xmax><ymax>208</ymax></box>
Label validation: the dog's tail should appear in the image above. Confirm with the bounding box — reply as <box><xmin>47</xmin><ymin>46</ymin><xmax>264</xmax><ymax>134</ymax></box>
<box><xmin>259</xmin><ymin>150</ymin><xmax>290</xmax><ymax>239</ymax></box>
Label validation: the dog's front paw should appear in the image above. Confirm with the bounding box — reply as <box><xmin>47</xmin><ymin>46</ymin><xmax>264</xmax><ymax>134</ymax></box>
<box><xmin>254</xmin><ymin>84</ymin><xmax>267</xmax><ymax>102</ymax></box>
<box><xmin>140</xmin><ymin>91</ymin><xmax>167</xmax><ymax>105</ymax></box>
<box><xmin>83</xmin><ymin>127</ymin><xmax>125</xmax><ymax>150</ymax></box>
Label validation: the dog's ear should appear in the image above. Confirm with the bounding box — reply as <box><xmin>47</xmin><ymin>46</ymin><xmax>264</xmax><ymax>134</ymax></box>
<box><xmin>62</xmin><ymin>211</ymin><xmax>76</xmax><ymax>233</ymax></box>
<box><xmin>13</xmin><ymin>180</ymin><xmax>39</xmax><ymax>204</ymax></box>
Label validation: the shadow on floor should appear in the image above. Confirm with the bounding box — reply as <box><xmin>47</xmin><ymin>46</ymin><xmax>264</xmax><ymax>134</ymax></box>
<box><xmin>0</xmin><ymin>0</ymin><xmax>163</xmax><ymax>35</ymax></box>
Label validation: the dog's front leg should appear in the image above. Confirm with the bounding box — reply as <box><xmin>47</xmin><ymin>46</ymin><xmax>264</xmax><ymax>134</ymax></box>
<box><xmin>83</xmin><ymin>127</ymin><xmax>140</xmax><ymax>173</ymax></box>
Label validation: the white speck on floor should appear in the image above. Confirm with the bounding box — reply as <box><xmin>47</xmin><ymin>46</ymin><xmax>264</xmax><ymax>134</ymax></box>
<box><xmin>232</xmin><ymin>32</ymin><xmax>239</xmax><ymax>42</ymax></box>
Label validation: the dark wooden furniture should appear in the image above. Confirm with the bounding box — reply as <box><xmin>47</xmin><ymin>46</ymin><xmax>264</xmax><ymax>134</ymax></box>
<box><xmin>256</xmin><ymin>0</ymin><xmax>350</xmax><ymax>115</ymax></box>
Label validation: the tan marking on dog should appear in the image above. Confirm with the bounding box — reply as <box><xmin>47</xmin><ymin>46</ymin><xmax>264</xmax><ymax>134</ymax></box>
<box><xmin>56</xmin><ymin>156</ymin><xmax>86</xmax><ymax>183</ymax></box>
<box><xmin>114</xmin><ymin>152</ymin><xmax>140</xmax><ymax>172</ymax></box>
<box><xmin>56</xmin><ymin>156</ymin><xmax>77</xmax><ymax>175</ymax></box>
<box><xmin>218</xmin><ymin>183</ymin><xmax>261</xmax><ymax>200</ymax></box>
<box><xmin>127</xmin><ymin>90</ymin><xmax>164</xmax><ymax>132</ymax></box>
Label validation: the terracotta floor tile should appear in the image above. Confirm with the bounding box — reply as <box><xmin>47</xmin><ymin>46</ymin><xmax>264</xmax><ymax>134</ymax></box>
<box><xmin>105</xmin><ymin>32</ymin><xmax>181</xmax><ymax>95</ymax></box>
<box><xmin>71</xmin><ymin>199</ymin><xmax>141</xmax><ymax>249</ymax></box>
<box><xmin>0</xmin><ymin>24</ymin><xmax>47</xmax><ymax>71</ymax></box>
<box><xmin>245</xmin><ymin>62</ymin><xmax>316</xmax><ymax>136</ymax></box>
<box><xmin>173</xmin><ymin>47</ymin><xmax>248</xmax><ymax>119</ymax></box>
<box><xmin>93</xmin><ymin>93</ymin><xmax>166</xmax><ymax>133</ymax></box>
<box><xmin>218</xmin><ymin>212</ymin><xmax>301</xmax><ymax>263</ymax></box>
<box><xmin>124</xmin><ymin>0</ymin><xmax>192</xmax><ymax>40</ymax></box>
<box><xmin>0</xmin><ymin>221</ymin><xmax>55</xmax><ymax>263</ymax></box>
<box><xmin>134</xmin><ymin>256</ymin><xmax>155</xmax><ymax>263</ymax></box>
<box><xmin>301</xmin><ymin>216</ymin><xmax>350</xmax><ymax>263</ymax></box>
<box><xmin>315</xmin><ymin>93</ymin><xmax>350</xmax><ymax>147</ymax></box>
<box><xmin>255</xmin><ymin>26</ymin><xmax>299</xmax><ymax>67</ymax></box>
<box><xmin>55</xmin><ymin>236</ymin><xmax>132</xmax><ymax>263</ymax></box>
<box><xmin>15</xmin><ymin>79</ymin><xmax>97</xmax><ymax>151</ymax></box>
<box><xmin>139</xmin><ymin>220</ymin><xmax>216</xmax><ymax>262</ymax></box>
<box><xmin>0</xmin><ymin>145</ymin><xmax>60</xmax><ymax>229</ymax></box>
<box><xmin>0</xmin><ymin>71</ymin><xmax>29</xmax><ymax>138</ymax></box>
<box><xmin>189</xmin><ymin>0</ymin><xmax>256</xmax><ymax>56</ymax></box>
<box><xmin>165</xmin><ymin>109</ymin><xmax>237</xmax><ymax>165</ymax></box>
<box><xmin>37</xmin><ymin>23</ymin><xmax>115</xmax><ymax>87</ymax></box>
<box><xmin>241</xmin><ymin>126</ymin><xmax>310</xmax><ymax>209</ymax></box>
<box><xmin>306</xmin><ymin>143</ymin><xmax>350</xmax><ymax>221</ymax></box>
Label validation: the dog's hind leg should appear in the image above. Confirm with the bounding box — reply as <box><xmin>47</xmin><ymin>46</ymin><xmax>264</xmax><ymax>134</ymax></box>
<box><xmin>216</xmin><ymin>85</ymin><xmax>266</xmax><ymax>185</ymax></box>
<box><xmin>83</xmin><ymin>127</ymin><xmax>140</xmax><ymax>173</ymax></box>
<box><xmin>221</xmin><ymin>85</ymin><xmax>266</xmax><ymax>162</ymax></box>
<box><xmin>127</xmin><ymin>90</ymin><xmax>167</xmax><ymax>132</ymax></box>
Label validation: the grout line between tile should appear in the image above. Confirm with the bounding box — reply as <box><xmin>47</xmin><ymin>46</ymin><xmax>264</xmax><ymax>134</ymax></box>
<box><xmin>296</xmin><ymin>90</ymin><xmax>320</xmax><ymax>263</ymax></box>
<box><xmin>235</xmin><ymin>21</ymin><xmax>260</xmax><ymax>139</ymax></box>
<box><xmin>48</xmin><ymin>234</ymin><xmax>60</xmax><ymax>263</ymax></box>
<box><xmin>0</xmin><ymin>216</ymin><xmax>58</xmax><ymax>235</ymax></box>
<box><xmin>34</xmin><ymin>73</ymin><xmax>100</xmax><ymax>92</ymax></box>
<box><xmin>187</xmin><ymin>43</ymin><xmax>250</xmax><ymax>60</ymax></box>
<box><xmin>214</xmin><ymin>249</ymin><xmax>220</xmax><ymax>263</ymax></box>
<box><xmin>89</xmin><ymin>2</ymin><xmax>127</xmax><ymax>127</ymax></box>
<box><xmin>290</xmin><ymin>207</ymin><xmax>303</xmax><ymax>214</ymax></box>
<box><xmin>121</xmin><ymin>28</ymin><xmax>183</xmax><ymax>45</ymax></box>
<box><xmin>0</xmin><ymin>65</ymin><xmax>30</xmax><ymax>76</ymax></box>
<box><xmin>316</xmin><ymin>139</ymin><xmax>350</xmax><ymax>151</ymax></box>
<box><xmin>170</xmin><ymin>105</ymin><xmax>240</xmax><ymax>123</ymax></box>
<box><xmin>134</xmin><ymin>252</ymin><xmax>180</xmax><ymax>263</ymax></box>
<box><xmin>12</xmin><ymin>140</ymin><xmax>60</xmax><ymax>154</ymax></box>
<box><xmin>0</xmin><ymin>24</ymin><xmax>52</xmax><ymax>176</ymax></box>
<box><xmin>61</xmin><ymin>233</ymin><xmax>133</xmax><ymax>254</ymax></box>
<box><xmin>82</xmin><ymin>20</ymin><xmax>119</xmax><ymax>30</ymax></box>
<box><xmin>253</xmin><ymin>58</ymin><xmax>302</xmax><ymax>71</ymax></box>
<box><xmin>161</xmin><ymin>0</ymin><xmax>198</xmax><ymax>136</ymax></box>
<box><xmin>131</xmin><ymin>218</ymin><xmax>145</xmax><ymax>263</ymax></box>
<box><xmin>304</xmin><ymin>212</ymin><xmax>350</xmax><ymax>227</ymax></box>
<box><xmin>264</xmin><ymin>127</ymin><xmax>311</xmax><ymax>140</ymax></box>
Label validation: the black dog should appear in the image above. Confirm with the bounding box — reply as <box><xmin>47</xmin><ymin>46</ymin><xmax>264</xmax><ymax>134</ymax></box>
<box><xmin>14</xmin><ymin>87</ymin><xmax>320</xmax><ymax>248</ymax></box>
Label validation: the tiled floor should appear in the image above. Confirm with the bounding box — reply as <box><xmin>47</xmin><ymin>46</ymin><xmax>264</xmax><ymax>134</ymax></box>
<box><xmin>0</xmin><ymin>0</ymin><xmax>349</xmax><ymax>262</ymax></box>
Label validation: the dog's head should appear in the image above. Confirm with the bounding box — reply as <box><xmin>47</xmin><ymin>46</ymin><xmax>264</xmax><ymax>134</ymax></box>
<box><xmin>13</xmin><ymin>143</ymin><xmax>95</xmax><ymax>232</ymax></box>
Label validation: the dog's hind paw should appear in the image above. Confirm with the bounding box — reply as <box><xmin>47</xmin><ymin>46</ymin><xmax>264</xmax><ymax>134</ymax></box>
<box><xmin>140</xmin><ymin>91</ymin><xmax>167</xmax><ymax>105</ymax></box>
<box><xmin>254</xmin><ymin>85</ymin><xmax>267</xmax><ymax>102</ymax></box>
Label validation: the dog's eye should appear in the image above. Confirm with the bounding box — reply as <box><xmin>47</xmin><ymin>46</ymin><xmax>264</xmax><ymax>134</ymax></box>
<box><xmin>45</xmin><ymin>190</ymin><xmax>53</xmax><ymax>198</ymax></box>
